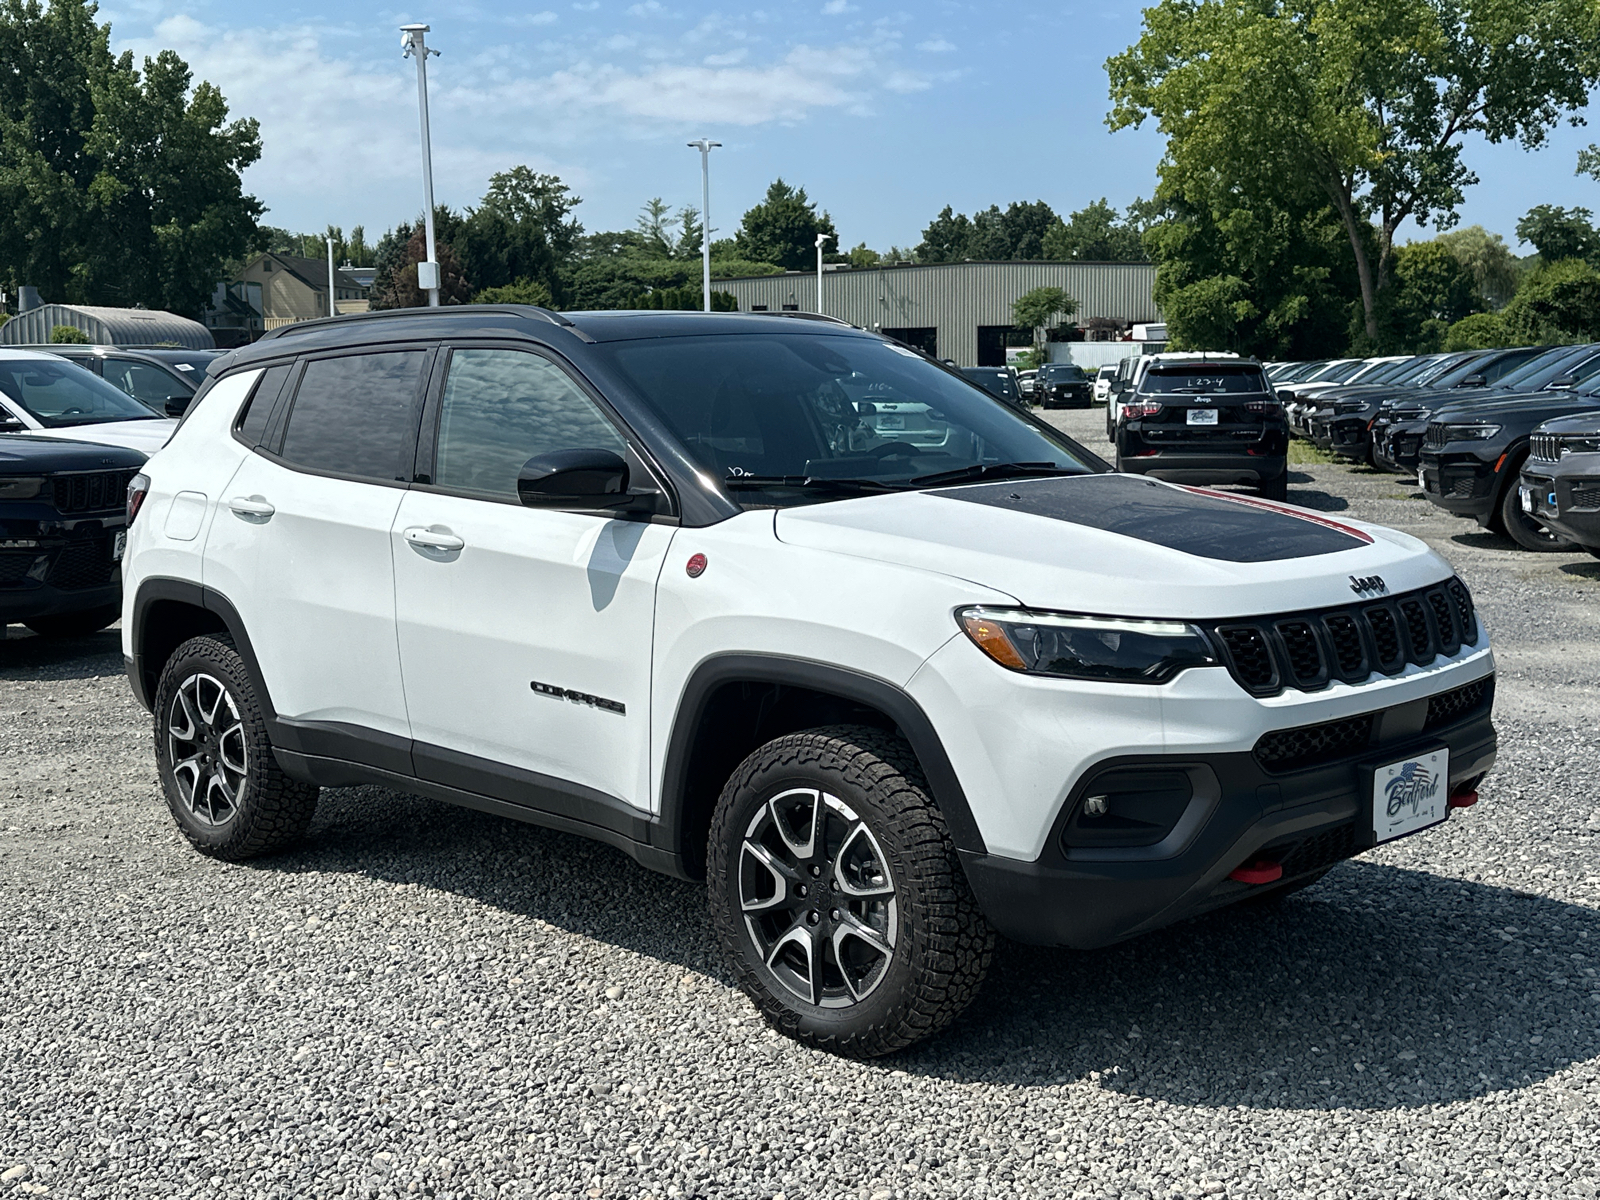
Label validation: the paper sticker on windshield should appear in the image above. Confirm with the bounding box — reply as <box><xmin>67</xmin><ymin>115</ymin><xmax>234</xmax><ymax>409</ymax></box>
<box><xmin>882</xmin><ymin>343</ymin><xmax>922</xmax><ymax>358</ymax></box>
<box><xmin>174</xmin><ymin>363</ymin><xmax>195</xmax><ymax>371</ymax></box>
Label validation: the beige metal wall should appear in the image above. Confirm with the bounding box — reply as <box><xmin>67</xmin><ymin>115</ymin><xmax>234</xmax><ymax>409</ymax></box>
<box><xmin>715</xmin><ymin>261</ymin><xmax>1159</xmax><ymax>366</ymax></box>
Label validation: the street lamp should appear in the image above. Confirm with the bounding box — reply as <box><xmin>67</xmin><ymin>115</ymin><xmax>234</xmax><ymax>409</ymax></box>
<box><xmin>815</xmin><ymin>231</ymin><xmax>833</xmax><ymax>315</ymax></box>
<box><xmin>687</xmin><ymin>137</ymin><xmax>721</xmax><ymax>312</ymax></box>
<box><xmin>401</xmin><ymin>24</ymin><xmax>442</xmax><ymax>307</ymax></box>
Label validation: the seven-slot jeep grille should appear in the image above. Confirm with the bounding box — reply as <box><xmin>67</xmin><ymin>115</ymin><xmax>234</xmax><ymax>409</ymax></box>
<box><xmin>1205</xmin><ymin>578</ymin><xmax>1477</xmax><ymax>697</ymax></box>
<box><xmin>51</xmin><ymin>470</ymin><xmax>138</xmax><ymax>514</ymax></box>
<box><xmin>1529</xmin><ymin>433</ymin><xmax>1562</xmax><ymax>462</ymax></box>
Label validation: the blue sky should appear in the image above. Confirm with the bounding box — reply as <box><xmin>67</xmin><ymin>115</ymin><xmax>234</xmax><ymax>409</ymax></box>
<box><xmin>103</xmin><ymin>0</ymin><xmax>1598</xmax><ymax>253</ymax></box>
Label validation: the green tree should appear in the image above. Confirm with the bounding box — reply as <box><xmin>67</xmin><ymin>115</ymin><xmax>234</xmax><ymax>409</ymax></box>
<box><xmin>916</xmin><ymin>201</ymin><xmax>1060</xmax><ymax>262</ymax></box>
<box><xmin>847</xmin><ymin>243</ymin><xmax>881</xmax><ymax>268</ymax></box>
<box><xmin>1515</xmin><ymin>205</ymin><xmax>1599</xmax><ymax>265</ymax></box>
<box><xmin>1579</xmin><ymin>145</ymin><xmax>1600</xmax><ymax>181</ymax></box>
<box><xmin>50</xmin><ymin>324</ymin><xmax>89</xmax><ymax>343</ymax></box>
<box><xmin>1042</xmin><ymin>198</ymin><xmax>1149</xmax><ymax>262</ymax></box>
<box><xmin>1107</xmin><ymin>0</ymin><xmax>1600</xmax><ymax>343</ymax></box>
<box><xmin>1435</xmin><ymin>225</ymin><xmax>1520</xmax><ymax>308</ymax></box>
<box><xmin>0</xmin><ymin>0</ymin><xmax>263</xmax><ymax>317</ymax></box>
<box><xmin>369</xmin><ymin>209</ymin><xmax>471</xmax><ymax>309</ymax></box>
<box><xmin>473</xmin><ymin>278</ymin><xmax>554</xmax><ymax>307</ymax></box>
<box><xmin>733</xmin><ymin>180</ymin><xmax>837</xmax><ymax>271</ymax></box>
<box><xmin>1442</xmin><ymin>311</ymin><xmax>1507</xmax><ymax>350</ymax></box>
<box><xmin>1499</xmin><ymin>258</ymin><xmax>1600</xmax><ymax>342</ymax></box>
<box><xmin>1011</xmin><ymin>286</ymin><xmax>1078</xmax><ymax>360</ymax></box>
<box><xmin>1381</xmin><ymin>239</ymin><xmax>1485</xmax><ymax>351</ymax></box>
<box><xmin>455</xmin><ymin>167</ymin><xmax>582</xmax><ymax>302</ymax></box>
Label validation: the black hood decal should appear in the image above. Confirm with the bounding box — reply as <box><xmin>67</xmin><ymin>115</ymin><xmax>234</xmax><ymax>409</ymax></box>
<box><xmin>936</xmin><ymin>473</ymin><xmax>1372</xmax><ymax>563</ymax></box>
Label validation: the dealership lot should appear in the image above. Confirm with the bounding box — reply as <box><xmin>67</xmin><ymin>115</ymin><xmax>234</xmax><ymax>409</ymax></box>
<box><xmin>3</xmin><ymin>408</ymin><xmax>1599</xmax><ymax>1199</ymax></box>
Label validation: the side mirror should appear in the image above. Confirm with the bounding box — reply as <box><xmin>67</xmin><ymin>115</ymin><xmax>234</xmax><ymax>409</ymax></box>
<box><xmin>1550</xmin><ymin>374</ymin><xmax>1578</xmax><ymax>389</ymax></box>
<box><xmin>164</xmin><ymin>395</ymin><xmax>191</xmax><ymax>418</ymax></box>
<box><xmin>518</xmin><ymin>448</ymin><xmax>630</xmax><ymax>508</ymax></box>
<box><xmin>1277</xmin><ymin>389</ymin><xmax>1296</xmax><ymax>404</ymax></box>
<box><xmin>0</xmin><ymin>414</ymin><xmax>24</xmax><ymax>433</ymax></box>
<box><xmin>1459</xmin><ymin>373</ymin><xmax>1487</xmax><ymax>387</ymax></box>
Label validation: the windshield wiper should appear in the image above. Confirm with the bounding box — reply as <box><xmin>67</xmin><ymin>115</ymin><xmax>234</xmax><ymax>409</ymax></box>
<box><xmin>908</xmin><ymin>461</ymin><xmax>1078</xmax><ymax>487</ymax></box>
<box><xmin>722</xmin><ymin>475</ymin><xmax>907</xmax><ymax>494</ymax></box>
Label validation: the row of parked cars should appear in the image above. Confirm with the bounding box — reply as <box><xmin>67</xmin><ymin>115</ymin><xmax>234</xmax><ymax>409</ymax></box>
<box><xmin>0</xmin><ymin>344</ymin><xmax>219</xmax><ymax>635</ymax></box>
<box><xmin>1268</xmin><ymin>347</ymin><xmax>1600</xmax><ymax>556</ymax></box>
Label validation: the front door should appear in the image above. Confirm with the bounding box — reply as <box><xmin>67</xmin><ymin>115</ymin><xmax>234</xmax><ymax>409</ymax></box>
<box><xmin>391</xmin><ymin>346</ymin><xmax>675</xmax><ymax>813</ymax></box>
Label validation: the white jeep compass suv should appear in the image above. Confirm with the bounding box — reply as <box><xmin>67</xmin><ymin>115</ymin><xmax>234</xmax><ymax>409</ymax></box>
<box><xmin>122</xmin><ymin>308</ymin><xmax>1497</xmax><ymax>1055</ymax></box>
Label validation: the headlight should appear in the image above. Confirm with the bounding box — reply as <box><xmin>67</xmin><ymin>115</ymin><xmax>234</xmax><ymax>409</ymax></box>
<box><xmin>1443</xmin><ymin>424</ymin><xmax>1501</xmax><ymax>441</ymax></box>
<box><xmin>0</xmin><ymin>476</ymin><xmax>45</xmax><ymax>500</ymax></box>
<box><xmin>958</xmin><ymin>607</ymin><xmax>1218</xmax><ymax>684</ymax></box>
<box><xmin>1561</xmin><ymin>435</ymin><xmax>1600</xmax><ymax>455</ymax></box>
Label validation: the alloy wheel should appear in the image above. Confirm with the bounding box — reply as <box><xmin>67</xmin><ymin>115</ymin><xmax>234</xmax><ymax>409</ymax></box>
<box><xmin>739</xmin><ymin>787</ymin><xmax>898</xmax><ymax>1009</ymax></box>
<box><xmin>166</xmin><ymin>672</ymin><xmax>248</xmax><ymax>826</ymax></box>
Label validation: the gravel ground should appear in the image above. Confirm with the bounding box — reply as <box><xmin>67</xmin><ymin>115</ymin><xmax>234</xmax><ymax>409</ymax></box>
<box><xmin>3</xmin><ymin>409</ymin><xmax>1598</xmax><ymax>1200</ymax></box>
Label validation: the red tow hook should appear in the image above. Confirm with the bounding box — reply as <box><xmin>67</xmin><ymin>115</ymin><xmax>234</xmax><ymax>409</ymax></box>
<box><xmin>1449</xmin><ymin>788</ymin><xmax>1479</xmax><ymax>809</ymax></box>
<box><xmin>1229</xmin><ymin>860</ymin><xmax>1284</xmax><ymax>885</ymax></box>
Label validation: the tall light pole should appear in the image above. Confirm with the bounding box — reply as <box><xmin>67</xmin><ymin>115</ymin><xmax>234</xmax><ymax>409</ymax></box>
<box><xmin>815</xmin><ymin>231</ymin><xmax>833</xmax><ymax>315</ymax></box>
<box><xmin>401</xmin><ymin>24</ymin><xmax>441</xmax><ymax>307</ymax></box>
<box><xmin>327</xmin><ymin>237</ymin><xmax>337</xmax><ymax>318</ymax></box>
<box><xmin>687</xmin><ymin>138</ymin><xmax>720</xmax><ymax>312</ymax></box>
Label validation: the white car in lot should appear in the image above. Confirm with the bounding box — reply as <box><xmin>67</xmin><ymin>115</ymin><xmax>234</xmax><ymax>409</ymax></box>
<box><xmin>0</xmin><ymin>349</ymin><xmax>177</xmax><ymax>457</ymax></box>
<box><xmin>121</xmin><ymin>308</ymin><xmax>1498</xmax><ymax>1055</ymax></box>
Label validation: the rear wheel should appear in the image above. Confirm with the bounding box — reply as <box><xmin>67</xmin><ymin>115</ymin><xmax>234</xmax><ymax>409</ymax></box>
<box><xmin>1498</xmin><ymin>481</ymin><xmax>1573</xmax><ymax>552</ymax></box>
<box><xmin>707</xmin><ymin>725</ymin><xmax>993</xmax><ymax>1057</ymax></box>
<box><xmin>1258</xmin><ymin>471</ymin><xmax>1288</xmax><ymax>502</ymax></box>
<box><xmin>153</xmin><ymin>634</ymin><xmax>320</xmax><ymax>860</ymax></box>
<box><xmin>23</xmin><ymin>605</ymin><xmax>119</xmax><ymax>637</ymax></box>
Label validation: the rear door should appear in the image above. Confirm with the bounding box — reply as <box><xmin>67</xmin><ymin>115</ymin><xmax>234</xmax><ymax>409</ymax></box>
<box><xmin>103</xmin><ymin>356</ymin><xmax>190</xmax><ymax>411</ymax></box>
<box><xmin>202</xmin><ymin>348</ymin><xmax>430</xmax><ymax>751</ymax></box>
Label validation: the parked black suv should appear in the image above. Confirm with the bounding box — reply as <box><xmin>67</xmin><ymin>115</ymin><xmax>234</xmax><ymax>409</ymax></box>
<box><xmin>39</xmin><ymin>346</ymin><xmax>223</xmax><ymax>416</ymax></box>
<box><xmin>959</xmin><ymin>366</ymin><xmax>1024</xmax><ymax>409</ymax></box>
<box><xmin>1036</xmin><ymin>363</ymin><xmax>1093</xmax><ymax>409</ymax></box>
<box><xmin>0</xmin><ymin>434</ymin><xmax>144</xmax><ymax>635</ymax></box>
<box><xmin>1114</xmin><ymin>357</ymin><xmax>1289</xmax><ymax>499</ymax></box>
<box><xmin>1419</xmin><ymin>384</ymin><xmax>1600</xmax><ymax>549</ymax></box>
<box><xmin>1517</xmin><ymin>413</ymin><xmax>1600</xmax><ymax>558</ymax></box>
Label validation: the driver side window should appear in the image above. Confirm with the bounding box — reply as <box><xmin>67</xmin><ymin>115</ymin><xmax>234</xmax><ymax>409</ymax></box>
<box><xmin>433</xmin><ymin>349</ymin><xmax>627</xmax><ymax>501</ymax></box>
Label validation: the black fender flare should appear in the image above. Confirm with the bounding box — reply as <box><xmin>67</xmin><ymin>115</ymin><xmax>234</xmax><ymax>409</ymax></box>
<box><xmin>656</xmin><ymin>653</ymin><xmax>987</xmax><ymax>868</ymax></box>
<box><xmin>128</xmin><ymin>577</ymin><xmax>274</xmax><ymax>718</ymax></box>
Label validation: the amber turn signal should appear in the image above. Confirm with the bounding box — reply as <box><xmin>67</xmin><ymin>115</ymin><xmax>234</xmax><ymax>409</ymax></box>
<box><xmin>960</xmin><ymin>613</ymin><xmax>1028</xmax><ymax>670</ymax></box>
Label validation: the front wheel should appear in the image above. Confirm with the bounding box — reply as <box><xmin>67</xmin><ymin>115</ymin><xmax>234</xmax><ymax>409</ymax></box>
<box><xmin>707</xmin><ymin>726</ymin><xmax>993</xmax><ymax>1056</ymax></box>
<box><xmin>153</xmin><ymin>634</ymin><xmax>320</xmax><ymax>860</ymax></box>
<box><xmin>1498</xmin><ymin>482</ymin><xmax>1573</xmax><ymax>552</ymax></box>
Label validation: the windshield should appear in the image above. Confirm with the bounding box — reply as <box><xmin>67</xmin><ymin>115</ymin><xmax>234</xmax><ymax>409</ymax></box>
<box><xmin>1040</xmin><ymin>365</ymin><xmax>1086</xmax><ymax>381</ymax></box>
<box><xmin>1139</xmin><ymin>364</ymin><xmax>1268</xmax><ymax>394</ymax></box>
<box><xmin>598</xmin><ymin>333</ymin><xmax>1097</xmax><ymax>505</ymax></box>
<box><xmin>0</xmin><ymin>357</ymin><xmax>161</xmax><ymax>426</ymax></box>
<box><xmin>1346</xmin><ymin>358</ymin><xmax>1408</xmax><ymax>385</ymax></box>
<box><xmin>1495</xmin><ymin>344</ymin><xmax>1599</xmax><ymax>391</ymax></box>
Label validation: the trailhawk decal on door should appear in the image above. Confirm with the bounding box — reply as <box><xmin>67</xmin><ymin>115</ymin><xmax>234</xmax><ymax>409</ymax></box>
<box><xmin>937</xmin><ymin>473</ymin><xmax>1372</xmax><ymax>562</ymax></box>
<box><xmin>530</xmin><ymin>680</ymin><xmax>626</xmax><ymax>715</ymax></box>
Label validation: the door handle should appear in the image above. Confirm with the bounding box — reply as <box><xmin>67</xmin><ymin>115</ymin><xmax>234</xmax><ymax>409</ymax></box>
<box><xmin>227</xmin><ymin>495</ymin><xmax>274</xmax><ymax>520</ymax></box>
<box><xmin>404</xmin><ymin>526</ymin><xmax>465</xmax><ymax>552</ymax></box>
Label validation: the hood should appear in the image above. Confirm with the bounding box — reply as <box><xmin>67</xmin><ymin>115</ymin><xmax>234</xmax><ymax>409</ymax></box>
<box><xmin>1434</xmin><ymin>391</ymin><xmax>1600</xmax><ymax>426</ymax></box>
<box><xmin>34</xmin><ymin>419</ymin><xmax>175</xmax><ymax>458</ymax></box>
<box><xmin>777</xmin><ymin>473</ymin><xmax>1447</xmax><ymax>618</ymax></box>
<box><xmin>0</xmin><ymin>433</ymin><xmax>146</xmax><ymax>474</ymax></box>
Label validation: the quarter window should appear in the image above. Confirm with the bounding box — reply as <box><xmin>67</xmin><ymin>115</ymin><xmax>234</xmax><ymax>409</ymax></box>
<box><xmin>235</xmin><ymin>364</ymin><xmax>293</xmax><ymax>447</ymax></box>
<box><xmin>433</xmin><ymin>348</ymin><xmax>626</xmax><ymax>501</ymax></box>
<box><xmin>279</xmin><ymin>351</ymin><xmax>425</xmax><ymax>480</ymax></box>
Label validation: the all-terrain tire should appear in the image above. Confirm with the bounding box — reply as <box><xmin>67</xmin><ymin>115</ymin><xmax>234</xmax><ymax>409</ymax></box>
<box><xmin>152</xmin><ymin>634</ymin><xmax>319</xmax><ymax>860</ymax></box>
<box><xmin>707</xmin><ymin>725</ymin><xmax>994</xmax><ymax>1057</ymax></box>
<box><xmin>1498</xmin><ymin>477</ymin><xmax>1573</xmax><ymax>552</ymax></box>
<box><xmin>1258</xmin><ymin>471</ymin><xmax>1289</xmax><ymax>502</ymax></box>
<box><xmin>23</xmin><ymin>604</ymin><xmax>119</xmax><ymax>637</ymax></box>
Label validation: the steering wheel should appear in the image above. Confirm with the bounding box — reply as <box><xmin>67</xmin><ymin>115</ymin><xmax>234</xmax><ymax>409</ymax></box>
<box><xmin>56</xmin><ymin>407</ymin><xmax>89</xmax><ymax>417</ymax></box>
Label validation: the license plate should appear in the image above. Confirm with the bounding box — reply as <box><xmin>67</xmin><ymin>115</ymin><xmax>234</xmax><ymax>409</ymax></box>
<box><xmin>1373</xmin><ymin>749</ymin><xmax>1449</xmax><ymax>843</ymax></box>
<box><xmin>1186</xmin><ymin>408</ymin><xmax>1219</xmax><ymax>426</ymax></box>
<box><xmin>1519</xmin><ymin>486</ymin><xmax>1533</xmax><ymax>513</ymax></box>
<box><xmin>113</xmin><ymin>531</ymin><xmax>127</xmax><ymax>561</ymax></box>
<box><xmin>875</xmin><ymin>414</ymin><xmax>904</xmax><ymax>430</ymax></box>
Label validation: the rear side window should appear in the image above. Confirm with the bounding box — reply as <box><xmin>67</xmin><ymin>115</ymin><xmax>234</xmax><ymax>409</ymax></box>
<box><xmin>234</xmin><ymin>364</ymin><xmax>293</xmax><ymax>447</ymax></box>
<box><xmin>103</xmin><ymin>358</ymin><xmax>186</xmax><ymax>406</ymax></box>
<box><xmin>280</xmin><ymin>351</ymin><xmax>426</xmax><ymax>480</ymax></box>
<box><xmin>432</xmin><ymin>348</ymin><xmax>626</xmax><ymax>501</ymax></box>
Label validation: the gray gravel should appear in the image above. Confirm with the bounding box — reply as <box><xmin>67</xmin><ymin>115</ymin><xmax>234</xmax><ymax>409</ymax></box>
<box><xmin>3</xmin><ymin>409</ymin><xmax>1599</xmax><ymax>1199</ymax></box>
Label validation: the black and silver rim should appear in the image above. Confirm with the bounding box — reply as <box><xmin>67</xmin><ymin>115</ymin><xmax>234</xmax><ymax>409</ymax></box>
<box><xmin>167</xmin><ymin>673</ymin><xmax>247</xmax><ymax>826</ymax></box>
<box><xmin>739</xmin><ymin>788</ymin><xmax>898</xmax><ymax>1009</ymax></box>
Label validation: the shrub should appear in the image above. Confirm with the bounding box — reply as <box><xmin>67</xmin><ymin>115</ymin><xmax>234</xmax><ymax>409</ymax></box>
<box><xmin>50</xmin><ymin>324</ymin><xmax>90</xmax><ymax>344</ymax></box>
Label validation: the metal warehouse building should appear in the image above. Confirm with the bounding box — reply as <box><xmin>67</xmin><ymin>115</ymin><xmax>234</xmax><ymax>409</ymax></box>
<box><xmin>714</xmin><ymin>261</ymin><xmax>1159</xmax><ymax>367</ymax></box>
<box><xmin>0</xmin><ymin>304</ymin><xmax>214</xmax><ymax>350</ymax></box>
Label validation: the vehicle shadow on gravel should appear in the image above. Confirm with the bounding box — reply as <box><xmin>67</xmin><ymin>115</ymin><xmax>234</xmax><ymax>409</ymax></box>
<box><xmin>1559</xmin><ymin>561</ymin><xmax>1600</xmax><ymax>580</ymax></box>
<box><xmin>0</xmin><ymin>628</ymin><xmax>124</xmax><ymax>681</ymax></box>
<box><xmin>901</xmin><ymin>860</ymin><xmax>1600</xmax><ymax>1112</ymax></box>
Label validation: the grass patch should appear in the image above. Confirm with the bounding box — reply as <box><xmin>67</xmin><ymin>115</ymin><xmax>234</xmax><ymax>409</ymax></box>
<box><xmin>1288</xmin><ymin>440</ymin><xmax>1338</xmax><ymax>464</ymax></box>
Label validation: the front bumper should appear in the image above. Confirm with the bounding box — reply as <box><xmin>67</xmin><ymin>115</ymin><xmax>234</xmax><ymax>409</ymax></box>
<box><xmin>1328</xmin><ymin>415</ymin><xmax>1373</xmax><ymax>460</ymax></box>
<box><xmin>1419</xmin><ymin>449</ymin><xmax>1501</xmax><ymax>523</ymax></box>
<box><xmin>1518</xmin><ymin>465</ymin><xmax>1600</xmax><ymax>548</ymax></box>
<box><xmin>961</xmin><ymin>689</ymin><xmax>1496</xmax><ymax>948</ymax></box>
<box><xmin>0</xmin><ymin>523</ymin><xmax>125</xmax><ymax>623</ymax></box>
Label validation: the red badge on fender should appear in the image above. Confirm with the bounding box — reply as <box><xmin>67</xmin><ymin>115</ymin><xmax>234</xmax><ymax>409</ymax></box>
<box><xmin>685</xmin><ymin>553</ymin><xmax>707</xmax><ymax>578</ymax></box>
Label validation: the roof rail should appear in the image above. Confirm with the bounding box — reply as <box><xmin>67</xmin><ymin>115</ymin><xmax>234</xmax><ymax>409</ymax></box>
<box><xmin>258</xmin><ymin>304</ymin><xmax>577</xmax><ymax>342</ymax></box>
<box><xmin>752</xmin><ymin>311</ymin><xmax>857</xmax><ymax>327</ymax></box>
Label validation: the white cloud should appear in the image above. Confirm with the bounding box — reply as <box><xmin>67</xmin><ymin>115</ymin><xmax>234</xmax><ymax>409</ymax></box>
<box><xmin>702</xmin><ymin>49</ymin><xmax>747</xmax><ymax>66</ymax></box>
<box><xmin>627</xmin><ymin>0</ymin><xmax>666</xmax><ymax>13</ymax></box>
<box><xmin>821</xmin><ymin>0</ymin><xmax>857</xmax><ymax>12</ymax></box>
<box><xmin>572</xmin><ymin>0</ymin><xmax>599</xmax><ymax>8</ymax></box>
<box><xmin>917</xmin><ymin>38</ymin><xmax>954</xmax><ymax>53</ymax></box>
<box><xmin>511</xmin><ymin>11</ymin><xmax>560</xmax><ymax>25</ymax></box>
